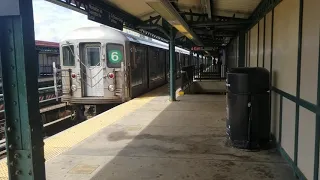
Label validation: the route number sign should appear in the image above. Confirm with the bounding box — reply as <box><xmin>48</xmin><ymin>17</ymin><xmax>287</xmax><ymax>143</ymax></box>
<box><xmin>108</xmin><ymin>50</ymin><xmax>123</xmax><ymax>63</ymax></box>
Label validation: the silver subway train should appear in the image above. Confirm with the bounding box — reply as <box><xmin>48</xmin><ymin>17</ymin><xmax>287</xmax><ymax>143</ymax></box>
<box><xmin>56</xmin><ymin>26</ymin><xmax>191</xmax><ymax>107</ymax></box>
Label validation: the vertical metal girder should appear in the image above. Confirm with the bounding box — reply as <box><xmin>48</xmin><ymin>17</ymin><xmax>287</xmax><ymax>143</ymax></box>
<box><xmin>0</xmin><ymin>0</ymin><xmax>46</xmax><ymax>179</ymax></box>
<box><xmin>169</xmin><ymin>28</ymin><xmax>177</xmax><ymax>101</ymax></box>
<box><xmin>238</xmin><ymin>31</ymin><xmax>246</xmax><ymax>67</ymax></box>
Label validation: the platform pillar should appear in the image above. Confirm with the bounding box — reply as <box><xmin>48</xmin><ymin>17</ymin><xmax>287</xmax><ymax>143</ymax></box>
<box><xmin>0</xmin><ymin>0</ymin><xmax>46</xmax><ymax>179</ymax></box>
<box><xmin>169</xmin><ymin>28</ymin><xmax>177</xmax><ymax>101</ymax></box>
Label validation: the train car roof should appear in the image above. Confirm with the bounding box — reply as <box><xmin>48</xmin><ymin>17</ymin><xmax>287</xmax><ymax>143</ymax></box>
<box><xmin>123</xmin><ymin>33</ymin><xmax>168</xmax><ymax>50</ymax></box>
<box><xmin>60</xmin><ymin>26</ymin><xmax>128</xmax><ymax>42</ymax></box>
<box><xmin>61</xmin><ymin>26</ymin><xmax>190</xmax><ymax>55</ymax></box>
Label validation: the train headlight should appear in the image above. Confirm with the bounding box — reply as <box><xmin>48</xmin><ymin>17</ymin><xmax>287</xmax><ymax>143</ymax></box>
<box><xmin>108</xmin><ymin>72</ymin><xmax>115</xmax><ymax>79</ymax></box>
<box><xmin>108</xmin><ymin>84</ymin><xmax>115</xmax><ymax>92</ymax></box>
<box><xmin>71</xmin><ymin>85</ymin><xmax>77</xmax><ymax>91</ymax></box>
<box><xmin>71</xmin><ymin>73</ymin><xmax>76</xmax><ymax>79</ymax></box>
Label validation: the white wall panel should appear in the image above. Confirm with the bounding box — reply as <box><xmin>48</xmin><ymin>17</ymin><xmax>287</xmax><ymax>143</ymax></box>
<box><xmin>272</xmin><ymin>0</ymin><xmax>299</xmax><ymax>95</ymax></box>
<box><xmin>271</xmin><ymin>91</ymin><xmax>280</xmax><ymax>141</ymax></box>
<box><xmin>258</xmin><ymin>18</ymin><xmax>264</xmax><ymax>67</ymax></box>
<box><xmin>249</xmin><ymin>24</ymin><xmax>258</xmax><ymax>67</ymax></box>
<box><xmin>298</xmin><ymin>107</ymin><xmax>316</xmax><ymax>180</ymax></box>
<box><xmin>264</xmin><ymin>12</ymin><xmax>272</xmax><ymax>71</ymax></box>
<box><xmin>281</xmin><ymin>97</ymin><xmax>296</xmax><ymax>159</ymax></box>
<box><xmin>244</xmin><ymin>33</ymin><xmax>248</xmax><ymax>66</ymax></box>
<box><xmin>300</xmin><ymin>0</ymin><xmax>320</xmax><ymax>104</ymax></box>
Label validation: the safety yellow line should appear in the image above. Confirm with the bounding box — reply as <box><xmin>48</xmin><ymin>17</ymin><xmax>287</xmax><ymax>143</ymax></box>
<box><xmin>0</xmin><ymin>86</ymin><xmax>167</xmax><ymax>179</ymax></box>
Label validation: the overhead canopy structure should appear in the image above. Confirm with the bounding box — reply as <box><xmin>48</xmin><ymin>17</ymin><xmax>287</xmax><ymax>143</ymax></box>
<box><xmin>46</xmin><ymin>0</ymin><xmax>268</xmax><ymax>55</ymax></box>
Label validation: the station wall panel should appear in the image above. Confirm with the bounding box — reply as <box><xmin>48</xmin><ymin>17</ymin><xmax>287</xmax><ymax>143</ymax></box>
<box><xmin>272</xmin><ymin>0</ymin><xmax>299</xmax><ymax>95</ymax></box>
<box><xmin>246</xmin><ymin>32</ymin><xmax>249</xmax><ymax>66</ymax></box>
<box><xmin>281</xmin><ymin>97</ymin><xmax>296</xmax><ymax>159</ymax></box>
<box><xmin>249</xmin><ymin>24</ymin><xmax>258</xmax><ymax>67</ymax></box>
<box><xmin>264</xmin><ymin>11</ymin><xmax>272</xmax><ymax>71</ymax></box>
<box><xmin>299</xmin><ymin>0</ymin><xmax>320</xmax><ymax>105</ymax></box>
<box><xmin>298</xmin><ymin>107</ymin><xmax>316</xmax><ymax>180</ymax></box>
<box><xmin>226</xmin><ymin>37</ymin><xmax>238</xmax><ymax>69</ymax></box>
<box><xmin>271</xmin><ymin>91</ymin><xmax>280</xmax><ymax>141</ymax></box>
<box><xmin>258</xmin><ymin>18</ymin><xmax>264</xmax><ymax>67</ymax></box>
<box><xmin>245</xmin><ymin>33</ymin><xmax>247</xmax><ymax>67</ymax></box>
<box><xmin>264</xmin><ymin>12</ymin><xmax>272</xmax><ymax>72</ymax></box>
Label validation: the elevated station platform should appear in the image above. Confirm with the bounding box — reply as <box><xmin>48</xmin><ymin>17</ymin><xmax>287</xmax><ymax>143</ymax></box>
<box><xmin>3</xmin><ymin>85</ymin><xmax>294</xmax><ymax>180</ymax></box>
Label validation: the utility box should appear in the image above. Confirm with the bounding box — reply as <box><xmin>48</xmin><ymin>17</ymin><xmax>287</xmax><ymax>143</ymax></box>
<box><xmin>226</xmin><ymin>67</ymin><xmax>270</xmax><ymax>150</ymax></box>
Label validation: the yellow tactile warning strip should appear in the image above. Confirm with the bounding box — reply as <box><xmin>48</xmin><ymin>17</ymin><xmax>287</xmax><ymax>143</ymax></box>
<box><xmin>0</xmin><ymin>86</ymin><xmax>169</xmax><ymax>179</ymax></box>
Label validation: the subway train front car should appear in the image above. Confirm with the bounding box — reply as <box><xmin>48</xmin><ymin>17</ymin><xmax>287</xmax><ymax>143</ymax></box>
<box><xmin>59</xmin><ymin>26</ymin><xmax>129</xmax><ymax>107</ymax></box>
<box><xmin>57</xmin><ymin>26</ymin><xmax>189</xmax><ymax>117</ymax></box>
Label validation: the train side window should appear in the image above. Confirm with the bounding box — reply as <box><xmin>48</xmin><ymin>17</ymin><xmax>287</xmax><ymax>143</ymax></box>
<box><xmin>62</xmin><ymin>46</ymin><xmax>75</xmax><ymax>66</ymax></box>
<box><xmin>106</xmin><ymin>44</ymin><xmax>124</xmax><ymax>68</ymax></box>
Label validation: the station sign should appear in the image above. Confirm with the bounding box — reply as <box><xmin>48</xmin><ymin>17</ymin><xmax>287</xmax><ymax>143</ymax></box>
<box><xmin>191</xmin><ymin>46</ymin><xmax>219</xmax><ymax>51</ymax></box>
<box><xmin>87</xmin><ymin>2</ymin><xmax>124</xmax><ymax>30</ymax></box>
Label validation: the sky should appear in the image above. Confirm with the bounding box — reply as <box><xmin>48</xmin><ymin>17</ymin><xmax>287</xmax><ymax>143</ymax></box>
<box><xmin>32</xmin><ymin>0</ymin><xmax>100</xmax><ymax>42</ymax></box>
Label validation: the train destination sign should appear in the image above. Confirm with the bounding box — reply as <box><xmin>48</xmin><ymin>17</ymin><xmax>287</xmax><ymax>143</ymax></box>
<box><xmin>191</xmin><ymin>46</ymin><xmax>219</xmax><ymax>51</ymax></box>
<box><xmin>87</xmin><ymin>2</ymin><xmax>124</xmax><ymax>30</ymax></box>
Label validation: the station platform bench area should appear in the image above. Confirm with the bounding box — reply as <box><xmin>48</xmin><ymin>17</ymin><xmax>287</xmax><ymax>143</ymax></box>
<box><xmin>1</xmin><ymin>85</ymin><xmax>295</xmax><ymax>180</ymax></box>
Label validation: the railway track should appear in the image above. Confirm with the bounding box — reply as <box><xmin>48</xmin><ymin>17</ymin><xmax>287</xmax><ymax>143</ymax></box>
<box><xmin>0</xmin><ymin>112</ymin><xmax>75</xmax><ymax>158</ymax></box>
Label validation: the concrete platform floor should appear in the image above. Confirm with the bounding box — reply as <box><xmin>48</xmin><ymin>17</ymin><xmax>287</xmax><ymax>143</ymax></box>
<box><xmin>46</xmin><ymin>93</ymin><xmax>296</xmax><ymax>180</ymax></box>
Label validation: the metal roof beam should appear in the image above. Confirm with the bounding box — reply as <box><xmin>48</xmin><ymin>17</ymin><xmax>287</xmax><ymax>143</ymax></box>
<box><xmin>146</xmin><ymin>0</ymin><xmax>203</xmax><ymax>46</ymax></box>
<box><xmin>249</xmin><ymin>0</ymin><xmax>282</xmax><ymax>27</ymax></box>
<box><xmin>46</xmin><ymin>0</ymin><xmax>87</xmax><ymax>14</ymax></box>
<box><xmin>136</xmin><ymin>24</ymin><xmax>170</xmax><ymax>38</ymax></box>
<box><xmin>191</xmin><ymin>20</ymin><xmax>252</xmax><ymax>27</ymax></box>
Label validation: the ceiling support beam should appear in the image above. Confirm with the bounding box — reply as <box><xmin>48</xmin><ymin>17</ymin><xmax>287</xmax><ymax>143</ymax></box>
<box><xmin>146</xmin><ymin>0</ymin><xmax>203</xmax><ymax>46</ymax></box>
<box><xmin>191</xmin><ymin>20</ymin><xmax>252</xmax><ymax>27</ymax></box>
<box><xmin>249</xmin><ymin>0</ymin><xmax>282</xmax><ymax>27</ymax></box>
<box><xmin>137</xmin><ymin>25</ymin><xmax>170</xmax><ymax>39</ymax></box>
<box><xmin>46</xmin><ymin>0</ymin><xmax>87</xmax><ymax>14</ymax></box>
<box><xmin>206</xmin><ymin>0</ymin><xmax>214</xmax><ymax>19</ymax></box>
<box><xmin>144</xmin><ymin>15</ymin><xmax>162</xmax><ymax>25</ymax></box>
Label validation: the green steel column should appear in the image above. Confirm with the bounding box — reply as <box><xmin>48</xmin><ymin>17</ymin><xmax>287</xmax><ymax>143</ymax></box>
<box><xmin>0</xmin><ymin>0</ymin><xmax>46</xmax><ymax>179</ymax></box>
<box><xmin>169</xmin><ymin>28</ymin><xmax>177</xmax><ymax>101</ymax></box>
<box><xmin>238</xmin><ymin>31</ymin><xmax>246</xmax><ymax>67</ymax></box>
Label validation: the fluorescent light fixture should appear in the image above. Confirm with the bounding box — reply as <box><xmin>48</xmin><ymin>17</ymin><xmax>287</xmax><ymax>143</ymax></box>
<box><xmin>185</xmin><ymin>33</ymin><xmax>193</xmax><ymax>40</ymax></box>
<box><xmin>146</xmin><ymin>0</ymin><xmax>203</xmax><ymax>46</ymax></box>
<box><xmin>173</xmin><ymin>24</ymin><xmax>188</xmax><ymax>33</ymax></box>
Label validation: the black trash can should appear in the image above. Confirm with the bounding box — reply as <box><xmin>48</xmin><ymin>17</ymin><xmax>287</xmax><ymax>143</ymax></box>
<box><xmin>226</xmin><ymin>67</ymin><xmax>270</xmax><ymax>150</ymax></box>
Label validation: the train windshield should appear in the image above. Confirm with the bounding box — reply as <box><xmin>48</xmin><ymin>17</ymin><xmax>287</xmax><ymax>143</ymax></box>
<box><xmin>62</xmin><ymin>45</ymin><xmax>75</xmax><ymax>66</ymax></box>
<box><xmin>106</xmin><ymin>44</ymin><xmax>124</xmax><ymax>68</ymax></box>
<box><xmin>86</xmin><ymin>47</ymin><xmax>100</xmax><ymax>66</ymax></box>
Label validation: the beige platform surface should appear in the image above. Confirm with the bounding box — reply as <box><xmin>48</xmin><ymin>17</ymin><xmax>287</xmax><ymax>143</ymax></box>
<box><xmin>44</xmin><ymin>86</ymin><xmax>295</xmax><ymax>180</ymax></box>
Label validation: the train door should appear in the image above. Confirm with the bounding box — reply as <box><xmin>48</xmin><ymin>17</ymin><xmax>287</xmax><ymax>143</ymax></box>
<box><xmin>130</xmin><ymin>43</ymin><xmax>148</xmax><ymax>97</ymax></box>
<box><xmin>137</xmin><ymin>45</ymin><xmax>148</xmax><ymax>90</ymax></box>
<box><xmin>176</xmin><ymin>52</ymin><xmax>180</xmax><ymax>78</ymax></box>
<box><xmin>165</xmin><ymin>51</ymin><xmax>169</xmax><ymax>82</ymax></box>
<box><xmin>80</xmin><ymin>43</ymin><xmax>104</xmax><ymax>97</ymax></box>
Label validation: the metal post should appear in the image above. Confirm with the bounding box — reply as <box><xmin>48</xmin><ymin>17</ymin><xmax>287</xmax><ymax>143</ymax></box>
<box><xmin>0</xmin><ymin>0</ymin><xmax>46</xmax><ymax>179</ymax></box>
<box><xmin>197</xmin><ymin>54</ymin><xmax>200</xmax><ymax>81</ymax></box>
<box><xmin>169</xmin><ymin>28</ymin><xmax>176</xmax><ymax>101</ymax></box>
<box><xmin>53</xmin><ymin>62</ymin><xmax>58</xmax><ymax>101</ymax></box>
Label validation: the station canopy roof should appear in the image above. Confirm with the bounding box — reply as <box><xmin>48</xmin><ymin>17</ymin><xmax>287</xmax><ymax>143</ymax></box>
<box><xmin>48</xmin><ymin>0</ymin><xmax>268</xmax><ymax>54</ymax></box>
